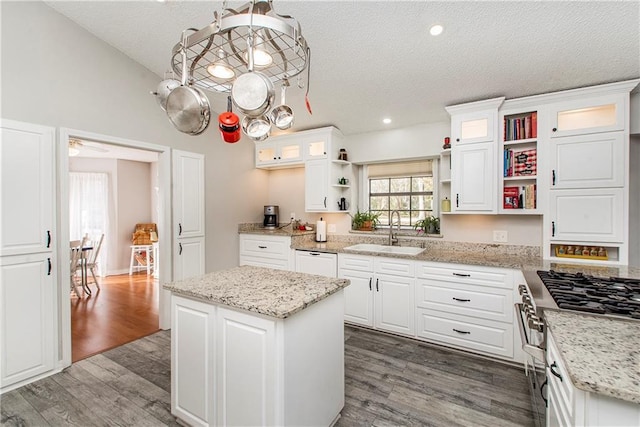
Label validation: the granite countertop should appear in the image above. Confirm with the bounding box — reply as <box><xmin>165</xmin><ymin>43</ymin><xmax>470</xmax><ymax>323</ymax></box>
<box><xmin>164</xmin><ymin>265</ymin><xmax>349</xmax><ymax>319</ymax></box>
<box><xmin>293</xmin><ymin>241</ymin><xmax>640</xmax><ymax>279</ymax></box>
<box><xmin>544</xmin><ymin>310</ymin><xmax>640</xmax><ymax>404</ymax></box>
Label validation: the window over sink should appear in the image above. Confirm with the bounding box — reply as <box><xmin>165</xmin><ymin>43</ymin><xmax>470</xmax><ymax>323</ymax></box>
<box><xmin>365</xmin><ymin>160</ymin><xmax>436</xmax><ymax>227</ymax></box>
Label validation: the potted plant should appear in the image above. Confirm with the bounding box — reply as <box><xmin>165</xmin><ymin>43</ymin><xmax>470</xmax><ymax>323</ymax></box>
<box><xmin>351</xmin><ymin>210</ymin><xmax>381</xmax><ymax>231</ymax></box>
<box><xmin>414</xmin><ymin>215</ymin><xmax>440</xmax><ymax>235</ymax></box>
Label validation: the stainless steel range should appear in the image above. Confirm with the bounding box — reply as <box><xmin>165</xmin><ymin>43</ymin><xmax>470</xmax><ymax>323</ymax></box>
<box><xmin>516</xmin><ymin>269</ymin><xmax>640</xmax><ymax>427</ymax></box>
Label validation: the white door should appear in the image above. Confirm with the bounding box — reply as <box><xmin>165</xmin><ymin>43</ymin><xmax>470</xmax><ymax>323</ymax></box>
<box><xmin>340</xmin><ymin>269</ymin><xmax>374</xmax><ymax>327</ymax></box>
<box><xmin>173</xmin><ymin>150</ymin><xmax>205</xmax><ymax>281</ymax></box>
<box><xmin>550</xmin><ymin>132</ymin><xmax>624</xmax><ymax>189</ymax></box>
<box><xmin>174</xmin><ymin>236</ymin><xmax>205</xmax><ymax>281</ymax></box>
<box><xmin>216</xmin><ymin>307</ymin><xmax>276</xmax><ymax>427</ymax></box>
<box><xmin>295</xmin><ymin>251</ymin><xmax>337</xmax><ymax>277</ymax></box>
<box><xmin>374</xmin><ymin>274</ymin><xmax>415</xmax><ymax>336</ymax></box>
<box><xmin>173</xmin><ymin>150</ymin><xmax>205</xmax><ymax>238</ymax></box>
<box><xmin>0</xmin><ymin>253</ymin><xmax>55</xmax><ymax>390</ymax></box>
<box><xmin>0</xmin><ymin>120</ymin><xmax>55</xmax><ymax>257</ymax></box>
<box><xmin>549</xmin><ymin>188</ymin><xmax>624</xmax><ymax>243</ymax></box>
<box><xmin>452</xmin><ymin>142</ymin><xmax>495</xmax><ymax>212</ymax></box>
<box><xmin>305</xmin><ymin>159</ymin><xmax>329</xmax><ymax>211</ymax></box>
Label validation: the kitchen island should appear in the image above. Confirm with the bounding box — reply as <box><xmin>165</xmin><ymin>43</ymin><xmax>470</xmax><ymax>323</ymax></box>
<box><xmin>164</xmin><ymin>265</ymin><xmax>350</xmax><ymax>427</ymax></box>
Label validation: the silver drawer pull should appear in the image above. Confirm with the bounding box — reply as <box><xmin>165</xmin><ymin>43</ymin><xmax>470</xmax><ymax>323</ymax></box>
<box><xmin>258</xmin><ymin>245</ymin><xmax>267</xmax><ymax>249</ymax></box>
<box><xmin>453</xmin><ymin>272</ymin><xmax>471</xmax><ymax>277</ymax></box>
<box><xmin>453</xmin><ymin>328</ymin><xmax>470</xmax><ymax>335</ymax></box>
<box><xmin>452</xmin><ymin>297</ymin><xmax>471</xmax><ymax>302</ymax></box>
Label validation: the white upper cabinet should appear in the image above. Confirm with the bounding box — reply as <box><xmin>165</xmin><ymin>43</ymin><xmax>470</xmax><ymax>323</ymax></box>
<box><xmin>305</xmin><ymin>158</ymin><xmax>329</xmax><ymax>211</ymax></box>
<box><xmin>451</xmin><ymin>110</ymin><xmax>495</xmax><ymax>145</ymax></box>
<box><xmin>255</xmin><ymin>138</ymin><xmax>304</xmax><ymax>169</ymax></box>
<box><xmin>451</xmin><ymin>142</ymin><xmax>496</xmax><ymax>213</ymax></box>
<box><xmin>173</xmin><ymin>150</ymin><xmax>205</xmax><ymax>238</ymax></box>
<box><xmin>0</xmin><ymin>120</ymin><xmax>55</xmax><ymax>257</ymax></box>
<box><xmin>548</xmin><ymin>94</ymin><xmax>626</xmax><ymax>138</ymax></box>
<box><xmin>550</xmin><ymin>132</ymin><xmax>624</xmax><ymax>189</ymax></box>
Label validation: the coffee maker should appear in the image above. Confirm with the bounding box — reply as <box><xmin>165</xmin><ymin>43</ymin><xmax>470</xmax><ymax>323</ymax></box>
<box><xmin>263</xmin><ymin>205</ymin><xmax>279</xmax><ymax>229</ymax></box>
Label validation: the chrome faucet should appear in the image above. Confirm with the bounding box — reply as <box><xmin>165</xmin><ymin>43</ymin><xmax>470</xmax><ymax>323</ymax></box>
<box><xmin>389</xmin><ymin>210</ymin><xmax>400</xmax><ymax>246</ymax></box>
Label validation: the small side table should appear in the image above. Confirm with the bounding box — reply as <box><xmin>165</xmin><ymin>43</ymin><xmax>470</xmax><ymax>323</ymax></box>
<box><xmin>129</xmin><ymin>244</ymin><xmax>154</xmax><ymax>275</ymax></box>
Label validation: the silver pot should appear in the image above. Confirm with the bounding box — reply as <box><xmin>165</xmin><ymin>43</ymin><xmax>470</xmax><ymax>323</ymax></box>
<box><xmin>241</xmin><ymin>115</ymin><xmax>271</xmax><ymax>141</ymax></box>
<box><xmin>269</xmin><ymin>82</ymin><xmax>294</xmax><ymax>130</ymax></box>
<box><xmin>231</xmin><ymin>71</ymin><xmax>275</xmax><ymax>117</ymax></box>
<box><xmin>152</xmin><ymin>78</ymin><xmax>180</xmax><ymax>111</ymax></box>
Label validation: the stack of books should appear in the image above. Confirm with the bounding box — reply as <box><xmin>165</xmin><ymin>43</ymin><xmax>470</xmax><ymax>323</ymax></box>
<box><xmin>503</xmin><ymin>185</ymin><xmax>536</xmax><ymax>209</ymax></box>
<box><xmin>504</xmin><ymin>148</ymin><xmax>537</xmax><ymax>177</ymax></box>
<box><xmin>504</xmin><ymin>112</ymin><xmax>537</xmax><ymax>141</ymax></box>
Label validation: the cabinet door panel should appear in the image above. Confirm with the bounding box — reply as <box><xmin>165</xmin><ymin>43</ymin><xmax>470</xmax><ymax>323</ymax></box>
<box><xmin>174</xmin><ymin>236</ymin><xmax>205</xmax><ymax>280</ymax></box>
<box><xmin>549</xmin><ymin>94</ymin><xmax>625</xmax><ymax>138</ymax></box>
<box><xmin>171</xmin><ymin>295</ymin><xmax>215</xmax><ymax>427</ymax></box>
<box><xmin>216</xmin><ymin>307</ymin><xmax>276</xmax><ymax>427</ymax></box>
<box><xmin>1</xmin><ymin>254</ymin><xmax>55</xmax><ymax>390</ymax></box>
<box><xmin>550</xmin><ymin>133</ymin><xmax>624</xmax><ymax>189</ymax></box>
<box><xmin>173</xmin><ymin>150</ymin><xmax>205</xmax><ymax>238</ymax></box>
<box><xmin>452</xmin><ymin>111</ymin><xmax>494</xmax><ymax>144</ymax></box>
<box><xmin>374</xmin><ymin>274</ymin><xmax>414</xmax><ymax>336</ymax></box>
<box><xmin>305</xmin><ymin>159</ymin><xmax>328</xmax><ymax>211</ymax></box>
<box><xmin>295</xmin><ymin>251</ymin><xmax>337</xmax><ymax>277</ymax></box>
<box><xmin>340</xmin><ymin>269</ymin><xmax>373</xmax><ymax>327</ymax></box>
<box><xmin>452</xmin><ymin>142</ymin><xmax>495</xmax><ymax>212</ymax></box>
<box><xmin>0</xmin><ymin>120</ymin><xmax>54</xmax><ymax>256</ymax></box>
<box><xmin>550</xmin><ymin>189</ymin><xmax>624</xmax><ymax>243</ymax></box>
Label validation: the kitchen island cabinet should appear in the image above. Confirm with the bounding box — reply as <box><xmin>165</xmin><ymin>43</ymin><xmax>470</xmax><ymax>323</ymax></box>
<box><xmin>165</xmin><ymin>266</ymin><xmax>349</xmax><ymax>427</ymax></box>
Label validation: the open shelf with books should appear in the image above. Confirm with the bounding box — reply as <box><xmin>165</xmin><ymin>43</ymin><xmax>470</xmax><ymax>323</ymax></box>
<box><xmin>499</xmin><ymin>109</ymin><xmax>540</xmax><ymax>214</ymax></box>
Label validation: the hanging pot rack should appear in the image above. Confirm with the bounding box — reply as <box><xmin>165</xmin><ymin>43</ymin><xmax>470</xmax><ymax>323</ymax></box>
<box><xmin>170</xmin><ymin>0</ymin><xmax>310</xmax><ymax>95</ymax></box>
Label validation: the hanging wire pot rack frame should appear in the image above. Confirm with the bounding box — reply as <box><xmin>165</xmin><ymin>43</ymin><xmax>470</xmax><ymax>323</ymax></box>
<box><xmin>171</xmin><ymin>1</ymin><xmax>309</xmax><ymax>94</ymax></box>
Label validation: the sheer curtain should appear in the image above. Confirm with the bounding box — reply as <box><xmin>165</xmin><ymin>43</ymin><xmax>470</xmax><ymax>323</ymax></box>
<box><xmin>69</xmin><ymin>172</ymin><xmax>109</xmax><ymax>276</ymax></box>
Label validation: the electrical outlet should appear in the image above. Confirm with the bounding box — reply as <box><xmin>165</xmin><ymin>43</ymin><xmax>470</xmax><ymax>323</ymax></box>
<box><xmin>493</xmin><ymin>230</ymin><xmax>508</xmax><ymax>243</ymax></box>
<box><xmin>290</xmin><ymin>212</ymin><xmax>295</xmax><ymax>221</ymax></box>
<box><xmin>328</xmin><ymin>224</ymin><xmax>336</xmax><ymax>233</ymax></box>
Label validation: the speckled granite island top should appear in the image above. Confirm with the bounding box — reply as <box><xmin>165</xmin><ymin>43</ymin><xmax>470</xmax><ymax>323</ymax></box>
<box><xmin>164</xmin><ymin>265</ymin><xmax>350</xmax><ymax>319</ymax></box>
<box><xmin>544</xmin><ymin>310</ymin><xmax>640</xmax><ymax>403</ymax></box>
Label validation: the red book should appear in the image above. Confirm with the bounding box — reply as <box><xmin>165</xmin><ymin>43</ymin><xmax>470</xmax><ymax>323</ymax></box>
<box><xmin>513</xmin><ymin>149</ymin><xmax>537</xmax><ymax>176</ymax></box>
<box><xmin>503</xmin><ymin>186</ymin><xmax>520</xmax><ymax>209</ymax></box>
<box><xmin>531</xmin><ymin>112</ymin><xmax>538</xmax><ymax>138</ymax></box>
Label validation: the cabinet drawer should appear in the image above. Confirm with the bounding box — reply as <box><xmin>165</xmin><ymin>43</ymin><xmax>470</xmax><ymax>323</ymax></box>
<box><xmin>416</xmin><ymin>262</ymin><xmax>511</xmax><ymax>289</ymax></box>
<box><xmin>338</xmin><ymin>254</ymin><xmax>373</xmax><ymax>272</ymax></box>
<box><xmin>239</xmin><ymin>235</ymin><xmax>290</xmax><ymax>260</ymax></box>
<box><xmin>239</xmin><ymin>255</ymin><xmax>290</xmax><ymax>271</ymax></box>
<box><xmin>374</xmin><ymin>257</ymin><xmax>414</xmax><ymax>277</ymax></box>
<box><xmin>415</xmin><ymin>279</ymin><xmax>513</xmax><ymax>323</ymax></box>
<box><xmin>416</xmin><ymin>309</ymin><xmax>513</xmax><ymax>359</ymax></box>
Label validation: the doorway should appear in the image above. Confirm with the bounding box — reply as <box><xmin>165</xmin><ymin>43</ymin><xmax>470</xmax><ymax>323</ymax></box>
<box><xmin>58</xmin><ymin>128</ymin><xmax>172</xmax><ymax>367</ymax></box>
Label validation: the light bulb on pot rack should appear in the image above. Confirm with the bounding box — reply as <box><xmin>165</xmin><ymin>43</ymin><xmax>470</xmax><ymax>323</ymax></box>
<box><xmin>159</xmin><ymin>0</ymin><xmax>311</xmax><ymax>141</ymax></box>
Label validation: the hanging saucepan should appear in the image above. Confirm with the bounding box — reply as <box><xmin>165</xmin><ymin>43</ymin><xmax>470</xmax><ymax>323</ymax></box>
<box><xmin>166</xmin><ymin>31</ymin><xmax>211</xmax><ymax>135</ymax></box>
<box><xmin>219</xmin><ymin>96</ymin><xmax>241</xmax><ymax>143</ymax></box>
<box><xmin>241</xmin><ymin>115</ymin><xmax>271</xmax><ymax>141</ymax></box>
<box><xmin>231</xmin><ymin>36</ymin><xmax>275</xmax><ymax>117</ymax></box>
<box><xmin>269</xmin><ymin>80</ymin><xmax>294</xmax><ymax>130</ymax></box>
<box><xmin>151</xmin><ymin>77</ymin><xmax>180</xmax><ymax>112</ymax></box>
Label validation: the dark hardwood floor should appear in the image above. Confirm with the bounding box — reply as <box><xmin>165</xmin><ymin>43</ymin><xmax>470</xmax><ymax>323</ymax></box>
<box><xmin>2</xmin><ymin>326</ymin><xmax>534</xmax><ymax>426</ymax></box>
<box><xmin>71</xmin><ymin>272</ymin><xmax>160</xmax><ymax>362</ymax></box>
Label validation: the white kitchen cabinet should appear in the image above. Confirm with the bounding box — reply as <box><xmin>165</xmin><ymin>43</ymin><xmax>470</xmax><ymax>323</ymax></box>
<box><xmin>548</xmin><ymin>93</ymin><xmax>626</xmax><ymax>138</ymax></box>
<box><xmin>255</xmin><ymin>138</ymin><xmax>304</xmax><ymax>169</ymax></box>
<box><xmin>339</xmin><ymin>254</ymin><xmax>415</xmax><ymax>336</ymax></box>
<box><xmin>451</xmin><ymin>142</ymin><xmax>496</xmax><ymax>212</ymax></box>
<box><xmin>0</xmin><ymin>120</ymin><xmax>55</xmax><ymax>257</ymax></box>
<box><xmin>171</xmin><ymin>289</ymin><xmax>345</xmax><ymax>427</ymax></box>
<box><xmin>549</xmin><ymin>188</ymin><xmax>624</xmax><ymax>243</ymax></box>
<box><xmin>546</xmin><ymin>332</ymin><xmax>640</xmax><ymax>427</ymax></box>
<box><xmin>239</xmin><ymin>234</ymin><xmax>293</xmax><ymax>271</ymax></box>
<box><xmin>305</xmin><ymin>158</ymin><xmax>330</xmax><ymax>211</ymax></box>
<box><xmin>171</xmin><ymin>294</ymin><xmax>216</xmax><ymax>427</ymax></box>
<box><xmin>295</xmin><ymin>250</ymin><xmax>337</xmax><ymax>277</ymax></box>
<box><xmin>550</xmin><ymin>132</ymin><xmax>624</xmax><ymax>189</ymax></box>
<box><xmin>450</xmin><ymin>110</ymin><xmax>496</xmax><ymax>145</ymax></box>
<box><xmin>414</xmin><ymin>262</ymin><xmax>514</xmax><ymax>359</ymax></box>
<box><xmin>174</xmin><ymin>236</ymin><xmax>205</xmax><ymax>280</ymax></box>
<box><xmin>0</xmin><ymin>253</ymin><xmax>56</xmax><ymax>391</ymax></box>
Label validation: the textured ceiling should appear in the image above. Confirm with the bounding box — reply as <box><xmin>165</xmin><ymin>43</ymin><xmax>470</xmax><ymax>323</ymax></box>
<box><xmin>45</xmin><ymin>1</ymin><xmax>640</xmax><ymax>136</ymax></box>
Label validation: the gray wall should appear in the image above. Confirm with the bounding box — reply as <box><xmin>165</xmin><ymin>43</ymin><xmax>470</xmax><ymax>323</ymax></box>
<box><xmin>1</xmin><ymin>1</ymin><xmax>268</xmax><ymax>272</ymax></box>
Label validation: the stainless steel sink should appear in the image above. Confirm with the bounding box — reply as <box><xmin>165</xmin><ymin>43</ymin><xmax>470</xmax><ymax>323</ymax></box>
<box><xmin>343</xmin><ymin>243</ymin><xmax>425</xmax><ymax>256</ymax></box>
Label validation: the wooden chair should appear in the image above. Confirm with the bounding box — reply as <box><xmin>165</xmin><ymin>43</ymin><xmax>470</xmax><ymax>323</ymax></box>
<box><xmin>85</xmin><ymin>234</ymin><xmax>104</xmax><ymax>290</ymax></box>
<box><xmin>70</xmin><ymin>240</ymin><xmax>84</xmax><ymax>297</ymax></box>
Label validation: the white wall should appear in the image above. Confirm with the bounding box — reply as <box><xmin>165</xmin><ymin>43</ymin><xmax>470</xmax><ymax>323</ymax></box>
<box><xmin>631</xmin><ymin>92</ymin><xmax>640</xmax><ymax>135</ymax></box>
<box><xmin>1</xmin><ymin>1</ymin><xmax>268</xmax><ymax>272</ymax></box>
<box><xmin>629</xmin><ymin>136</ymin><xmax>640</xmax><ymax>267</ymax></box>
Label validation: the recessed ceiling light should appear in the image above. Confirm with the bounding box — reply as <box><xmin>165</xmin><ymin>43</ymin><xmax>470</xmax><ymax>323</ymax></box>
<box><xmin>383</xmin><ymin>118</ymin><xmax>392</xmax><ymax>124</ymax></box>
<box><xmin>430</xmin><ymin>24</ymin><xmax>444</xmax><ymax>36</ymax></box>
